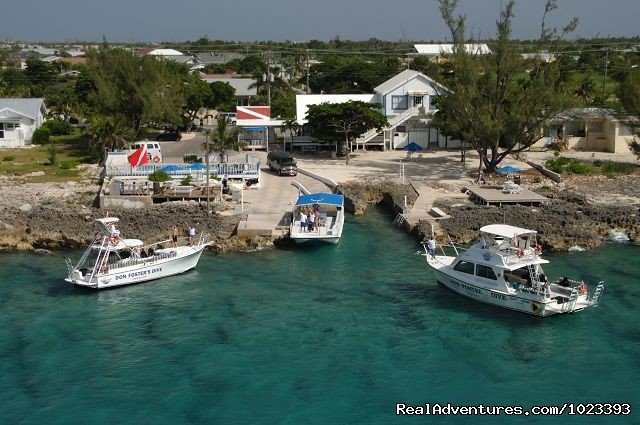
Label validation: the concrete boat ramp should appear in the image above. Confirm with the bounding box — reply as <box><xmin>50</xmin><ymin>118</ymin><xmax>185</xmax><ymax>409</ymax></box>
<box><xmin>235</xmin><ymin>169</ymin><xmax>330</xmax><ymax>239</ymax></box>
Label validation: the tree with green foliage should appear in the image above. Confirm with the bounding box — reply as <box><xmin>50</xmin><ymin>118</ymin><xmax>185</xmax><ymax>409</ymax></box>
<box><xmin>25</xmin><ymin>59</ymin><xmax>57</xmax><ymax>97</ymax></box>
<box><xmin>87</xmin><ymin>114</ymin><xmax>135</xmax><ymax>162</ymax></box>
<box><xmin>282</xmin><ymin>118</ymin><xmax>299</xmax><ymax>152</ymax></box>
<box><xmin>305</xmin><ymin>101</ymin><xmax>388</xmax><ymax>164</ymax></box>
<box><xmin>203</xmin><ymin>116</ymin><xmax>242</xmax><ymax>163</ymax></box>
<box><xmin>209</xmin><ymin>81</ymin><xmax>237</xmax><ymax>112</ymax></box>
<box><xmin>309</xmin><ymin>56</ymin><xmax>400</xmax><ymax>94</ymax></box>
<box><xmin>87</xmin><ymin>48</ymin><xmax>184</xmax><ymax>134</ymax></box>
<box><xmin>431</xmin><ymin>0</ymin><xmax>576</xmax><ymax>176</ymax></box>
<box><xmin>183</xmin><ymin>74</ymin><xmax>213</xmax><ymax>130</ymax></box>
<box><xmin>617</xmin><ymin>69</ymin><xmax>640</xmax><ymax>157</ymax></box>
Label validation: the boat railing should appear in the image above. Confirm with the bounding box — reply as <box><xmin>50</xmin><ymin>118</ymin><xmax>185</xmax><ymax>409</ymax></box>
<box><xmin>94</xmin><ymin>250</ymin><xmax>178</xmax><ymax>273</ymax></box>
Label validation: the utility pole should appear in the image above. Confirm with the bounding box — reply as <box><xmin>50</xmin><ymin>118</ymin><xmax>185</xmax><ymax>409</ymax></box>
<box><xmin>603</xmin><ymin>49</ymin><xmax>609</xmax><ymax>98</ymax></box>
<box><xmin>306</xmin><ymin>49</ymin><xmax>310</xmax><ymax>94</ymax></box>
<box><xmin>205</xmin><ymin>129</ymin><xmax>210</xmax><ymax>214</ymax></box>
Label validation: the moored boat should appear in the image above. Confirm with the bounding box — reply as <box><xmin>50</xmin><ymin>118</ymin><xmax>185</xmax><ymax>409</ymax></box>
<box><xmin>422</xmin><ymin>224</ymin><xmax>605</xmax><ymax>317</ymax></box>
<box><xmin>65</xmin><ymin>217</ymin><xmax>209</xmax><ymax>289</ymax></box>
<box><xmin>289</xmin><ymin>193</ymin><xmax>344</xmax><ymax>244</ymax></box>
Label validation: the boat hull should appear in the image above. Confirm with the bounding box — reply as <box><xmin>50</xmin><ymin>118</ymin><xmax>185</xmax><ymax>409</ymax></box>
<box><xmin>430</xmin><ymin>264</ymin><xmax>590</xmax><ymax>317</ymax></box>
<box><xmin>290</xmin><ymin>234</ymin><xmax>340</xmax><ymax>244</ymax></box>
<box><xmin>66</xmin><ymin>246</ymin><xmax>205</xmax><ymax>289</ymax></box>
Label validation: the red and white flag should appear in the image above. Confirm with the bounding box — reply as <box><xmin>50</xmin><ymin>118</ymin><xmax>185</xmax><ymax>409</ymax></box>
<box><xmin>127</xmin><ymin>144</ymin><xmax>148</xmax><ymax>167</ymax></box>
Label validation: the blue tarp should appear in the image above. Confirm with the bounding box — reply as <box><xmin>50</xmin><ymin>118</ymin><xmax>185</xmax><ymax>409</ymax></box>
<box><xmin>295</xmin><ymin>193</ymin><xmax>344</xmax><ymax>207</ymax></box>
<box><xmin>160</xmin><ymin>165</ymin><xmax>182</xmax><ymax>172</ymax></box>
<box><xmin>188</xmin><ymin>163</ymin><xmax>207</xmax><ymax>170</ymax></box>
<box><xmin>497</xmin><ymin>165</ymin><xmax>520</xmax><ymax>174</ymax></box>
<box><xmin>403</xmin><ymin>142</ymin><xmax>423</xmax><ymax>152</ymax></box>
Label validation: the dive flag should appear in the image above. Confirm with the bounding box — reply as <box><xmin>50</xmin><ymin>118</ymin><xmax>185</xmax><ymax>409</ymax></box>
<box><xmin>127</xmin><ymin>144</ymin><xmax>148</xmax><ymax>167</ymax></box>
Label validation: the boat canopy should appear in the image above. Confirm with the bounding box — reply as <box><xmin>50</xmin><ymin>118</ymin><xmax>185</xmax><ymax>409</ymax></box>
<box><xmin>295</xmin><ymin>193</ymin><xmax>344</xmax><ymax>207</ymax></box>
<box><xmin>480</xmin><ymin>224</ymin><xmax>536</xmax><ymax>238</ymax></box>
<box><xmin>96</xmin><ymin>217</ymin><xmax>120</xmax><ymax>226</ymax></box>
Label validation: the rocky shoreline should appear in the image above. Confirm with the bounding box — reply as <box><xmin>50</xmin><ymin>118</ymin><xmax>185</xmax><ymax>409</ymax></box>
<box><xmin>0</xmin><ymin>173</ymin><xmax>638</xmax><ymax>253</ymax></box>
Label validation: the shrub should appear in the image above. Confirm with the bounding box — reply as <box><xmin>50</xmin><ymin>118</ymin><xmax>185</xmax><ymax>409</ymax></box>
<box><xmin>532</xmin><ymin>176</ymin><xmax>542</xmax><ymax>183</ymax></box>
<box><xmin>32</xmin><ymin>127</ymin><xmax>51</xmax><ymax>145</ymax></box>
<box><xmin>544</xmin><ymin>156</ymin><xmax>571</xmax><ymax>173</ymax></box>
<box><xmin>42</xmin><ymin>119</ymin><xmax>73</xmax><ymax>136</ymax></box>
<box><xmin>183</xmin><ymin>154</ymin><xmax>202</xmax><ymax>163</ymax></box>
<box><xmin>601</xmin><ymin>161</ymin><xmax>634</xmax><ymax>175</ymax></box>
<box><xmin>593</xmin><ymin>159</ymin><xmax>603</xmax><ymax>167</ymax></box>
<box><xmin>59</xmin><ymin>160</ymin><xmax>79</xmax><ymax>170</ymax></box>
<box><xmin>46</xmin><ymin>142</ymin><xmax>57</xmax><ymax>166</ymax></box>
<box><xmin>180</xmin><ymin>175</ymin><xmax>193</xmax><ymax>186</ymax></box>
<box><xmin>567</xmin><ymin>161</ymin><xmax>592</xmax><ymax>175</ymax></box>
<box><xmin>148</xmin><ymin>170</ymin><xmax>171</xmax><ymax>182</ymax></box>
<box><xmin>2</xmin><ymin>155</ymin><xmax>15</xmax><ymax>162</ymax></box>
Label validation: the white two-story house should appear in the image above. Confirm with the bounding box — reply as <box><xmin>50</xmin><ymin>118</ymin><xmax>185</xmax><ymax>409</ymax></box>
<box><xmin>0</xmin><ymin>98</ymin><xmax>47</xmax><ymax>148</ymax></box>
<box><xmin>295</xmin><ymin>69</ymin><xmax>461</xmax><ymax>151</ymax></box>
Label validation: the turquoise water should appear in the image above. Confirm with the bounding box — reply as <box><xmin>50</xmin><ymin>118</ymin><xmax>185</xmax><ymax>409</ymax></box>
<box><xmin>1</xmin><ymin>207</ymin><xmax>638</xmax><ymax>425</ymax></box>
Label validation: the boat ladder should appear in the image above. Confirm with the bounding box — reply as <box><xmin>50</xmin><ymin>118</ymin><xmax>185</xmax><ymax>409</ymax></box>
<box><xmin>562</xmin><ymin>288</ymin><xmax>579</xmax><ymax>313</ymax></box>
<box><xmin>65</xmin><ymin>258</ymin><xmax>74</xmax><ymax>279</ymax></box>
<box><xmin>589</xmin><ymin>281</ymin><xmax>605</xmax><ymax>306</ymax></box>
<box><xmin>393</xmin><ymin>213</ymin><xmax>407</xmax><ymax>228</ymax></box>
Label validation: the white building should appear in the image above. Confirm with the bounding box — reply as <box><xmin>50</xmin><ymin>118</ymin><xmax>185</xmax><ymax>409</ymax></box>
<box><xmin>295</xmin><ymin>70</ymin><xmax>461</xmax><ymax>150</ymax></box>
<box><xmin>0</xmin><ymin>98</ymin><xmax>47</xmax><ymax>148</ymax></box>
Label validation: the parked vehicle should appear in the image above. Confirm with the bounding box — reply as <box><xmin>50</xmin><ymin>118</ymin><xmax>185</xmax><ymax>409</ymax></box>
<box><xmin>133</xmin><ymin>141</ymin><xmax>163</xmax><ymax>163</ymax></box>
<box><xmin>156</xmin><ymin>129</ymin><xmax>182</xmax><ymax>141</ymax></box>
<box><xmin>218</xmin><ymin>112</ymin><xmax>237</xmax><ymax>125</ymax></box>
<box><xmin>267</xmin><ymin>150</ymin><xmax>297</xmax><ymax>176</ymax></box>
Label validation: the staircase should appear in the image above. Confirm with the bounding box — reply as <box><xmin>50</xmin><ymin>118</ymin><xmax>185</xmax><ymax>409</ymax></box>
<box><xmin>354</xmin><ymin>106</ymin><xmax>424</xmax><ymax>147</ymax></box>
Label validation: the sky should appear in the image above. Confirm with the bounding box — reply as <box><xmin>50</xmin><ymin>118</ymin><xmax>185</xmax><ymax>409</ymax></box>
<box><xmin>3</xmin><ymin>0</ymin><xmax>639</xmax><ymax>44</ymax></box>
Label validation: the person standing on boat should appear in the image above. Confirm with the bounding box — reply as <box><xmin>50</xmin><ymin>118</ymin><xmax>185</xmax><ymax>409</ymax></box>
<box><xmin>299</xmin><ymin>209</ymin><xmax>307</xmax><ymax>232</ymax></box>
<box><xmin>308</xmin><ymin>210</ymin><xmax>315</xmax><ymax>232</ymax></box>
<box><xmin>186</xmin><ymin>222</ymin><xmax>196</xmax><ymax>246</ymax></box>
<box><xmin>171</xmin><ymin>224</ymin><xmax>179</xmax><ymax>248</ymax></box>
<box><xmin>427</xmin><ymin>237</ymin><xmax>436</xmax><ymax>259</ymax></box>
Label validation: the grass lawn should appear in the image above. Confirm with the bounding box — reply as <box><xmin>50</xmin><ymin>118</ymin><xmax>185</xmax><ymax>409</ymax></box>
<box><xmin>0</xmin><ymin>131</ymin><xmax>97</xmax><ymax>183</ymax></box>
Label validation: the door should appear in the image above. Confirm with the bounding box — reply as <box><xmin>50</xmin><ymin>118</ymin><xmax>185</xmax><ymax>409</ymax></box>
<box><xmin>413</xmin><ymin>96</ymin><xmax>424</xmax><ymax>108</ymax></box>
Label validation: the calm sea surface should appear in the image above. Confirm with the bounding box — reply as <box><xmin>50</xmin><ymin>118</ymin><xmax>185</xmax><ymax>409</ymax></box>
<box><xmin>1</xmin><ymin>207</ymin><xmax>638</xmax><ymax>425</ymax></box>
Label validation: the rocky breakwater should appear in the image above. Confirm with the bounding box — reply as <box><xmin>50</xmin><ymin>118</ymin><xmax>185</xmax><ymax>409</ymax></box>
<box><xmin>0</xmin><ymin>201</ymin><xmax>249</xmax><ymax>253</ymax></box>
<box><xmin>338</xmin><ymin>176</ymin><xmax>418</xmax><ymax>216</ymax></box>
<box><xmin>416</xmin><ymin>189</ymin><xmax>639</xmax><ymax>251</ymax></box>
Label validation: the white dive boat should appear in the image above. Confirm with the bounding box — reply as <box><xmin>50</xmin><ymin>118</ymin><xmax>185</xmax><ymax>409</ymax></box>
<box><xmin>289</xmin><ymin>193</ymin><xmax>344</xmax><ymax>244</ymax></box>
<box><xmin>422</xmin><ymin>224</ymin><xmax>605</xmax><ymax>317</ymax></box>
<box><xmin>65</xmin><ymin>217</ymin><xmax>209</xmax><ymax>289</ymax></box>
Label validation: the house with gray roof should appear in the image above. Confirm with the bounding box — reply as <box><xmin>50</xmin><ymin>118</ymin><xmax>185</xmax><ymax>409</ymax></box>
<box><xmin>534</xmin><ymin>107</ymin><xmax>637</xmax><ymax>154</ymax></box>
<box><xmin>0</xmin><ymin>98</ymin><xmax>47</xmax><ymax>147</ymax></box>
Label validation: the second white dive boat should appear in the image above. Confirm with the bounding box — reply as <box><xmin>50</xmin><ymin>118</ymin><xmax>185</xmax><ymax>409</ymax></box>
<box><xmin>422</xmin><ymin>224</ymin><xmax>605</xmax><ymax>317</ymax></box>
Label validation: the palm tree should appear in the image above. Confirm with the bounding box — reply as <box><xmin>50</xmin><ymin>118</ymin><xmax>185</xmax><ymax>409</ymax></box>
<box><xmin>203</xmin><ymin>115</ymin><xmax>242</xmax><ymax>163</ymax></box>
<box><xmin>573</xmin><ymin>73</ymin><xmax>596</xmax><ymax>106</ymax></box>
<box><xmin>282</xmin><ymin>118</ymin><xmax>299</xmax><ymax>152</ymax></box>
<box><xmin>87</xmin><ymin>114</ymin><xmax>135</xmax><ymax>162</ymax></box>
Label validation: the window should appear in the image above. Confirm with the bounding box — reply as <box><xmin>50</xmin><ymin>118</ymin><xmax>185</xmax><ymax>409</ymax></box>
<box><xmin>391</xmin><ymin>95</ymin><xmax>408</xmax><ymax>110</ymax></box>
<box><xmin>476</xmin><ymin>265</ymin><xmax>497</xmax><ymax>280</ymax></box>
<box><xmin>0</xmin><ymin>123</ymin><xmax>4</xmax><ymax>138</ymax></box>
<box><xmin>453</xmin><ymin>260</ymin><xmax>475</xmax><ymax>275</ymax></box>
<box><xmin>429</xmin><ymin>95</ymin><xmax>439</xmax><ymax>110</ymax></box>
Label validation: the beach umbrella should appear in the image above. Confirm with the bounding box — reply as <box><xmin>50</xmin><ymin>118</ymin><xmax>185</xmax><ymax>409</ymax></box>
<box><xmin>403</xmin><ymin>142</ymin><xmax>423</xmax><ymax>152</ymax></box>
<box><xmin>160</xmin><ymin>164</ymin><xmax>182</xmax><ymax>172</ymax></box>
<box><xmin>497</xmin><ymin>165</ymin><xmax>520</xmax><ymax>174</ymax></box>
